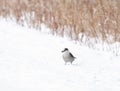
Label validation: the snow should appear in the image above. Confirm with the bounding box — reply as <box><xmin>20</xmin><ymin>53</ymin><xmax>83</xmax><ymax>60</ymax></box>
<box><xmin>0</xmin><ymin>19</ymin><xmax>120</xmax><ymax>91</ymax></box>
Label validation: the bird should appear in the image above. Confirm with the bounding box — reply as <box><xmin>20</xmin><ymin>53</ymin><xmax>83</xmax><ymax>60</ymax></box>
<box><xmin>61</xmin><ymin>48</ymin><xmax>76</xmax><ymax>65</ymax></box>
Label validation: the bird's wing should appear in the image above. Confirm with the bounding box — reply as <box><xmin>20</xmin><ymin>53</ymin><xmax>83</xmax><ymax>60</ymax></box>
<box><xmin>69</xmin><ymin>52</ymin><xmax>76</xmax><ymax>58</ymax></box>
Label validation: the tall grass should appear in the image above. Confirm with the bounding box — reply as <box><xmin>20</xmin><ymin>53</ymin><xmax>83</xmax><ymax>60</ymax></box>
<box><xmin>0</xmin><ymin>0</ymin><xmax>120</xmax><ymax>54</ymax></box>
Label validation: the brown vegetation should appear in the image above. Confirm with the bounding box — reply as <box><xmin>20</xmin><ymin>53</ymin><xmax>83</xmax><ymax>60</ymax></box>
<box><xmin>0</xmin><ymin>0</ymin><xmax>120</xmax><ymax>43</ymax></box>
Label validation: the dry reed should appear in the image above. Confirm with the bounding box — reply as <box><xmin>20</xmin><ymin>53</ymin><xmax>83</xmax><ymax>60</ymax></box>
<box><xmin>0</xmin><ymin>0</ymin><xmax>120</xmax><ymax>44</ymax></box>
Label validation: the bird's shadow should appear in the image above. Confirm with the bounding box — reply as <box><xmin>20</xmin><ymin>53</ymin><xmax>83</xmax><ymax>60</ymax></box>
<box><xmin>64</xmin><ymin>62</ymin><xmax>82</xmax><ymax>67</ymax></box>
<box><xmin>72</xmin><ymin>63</ymin><xmax>79</xmax><ymax>66</ymax></box>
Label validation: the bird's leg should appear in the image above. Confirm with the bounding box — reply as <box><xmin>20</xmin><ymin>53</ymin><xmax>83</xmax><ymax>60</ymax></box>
<box><xmin>65</xmin><ymin>62</ymin><xmax>67</xmax><ymax>65</ymax></box>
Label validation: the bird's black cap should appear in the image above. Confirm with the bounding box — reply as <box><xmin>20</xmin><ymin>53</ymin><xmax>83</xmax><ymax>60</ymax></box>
<box><xmin>62</xmin><ymin>48</ymin><xmax>68</xmax><ymax>52</ymax></box>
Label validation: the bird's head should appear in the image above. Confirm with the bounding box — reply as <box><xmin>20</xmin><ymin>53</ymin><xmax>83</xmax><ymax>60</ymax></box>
<box><xmin>61</xmin><ymin>48</ymin><xmax>69</xmax><ymax>52</ymax></box>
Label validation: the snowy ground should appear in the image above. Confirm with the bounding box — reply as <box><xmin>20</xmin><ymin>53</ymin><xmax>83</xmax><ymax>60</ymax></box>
<box><xmin>0</xmin><ymin>19</ymin><xmax>120</xmax><ymax>91</ymax></box>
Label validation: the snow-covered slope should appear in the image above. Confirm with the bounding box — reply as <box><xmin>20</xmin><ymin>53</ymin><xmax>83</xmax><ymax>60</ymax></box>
<box><xmin>0</xmin><ymin>19</ymin><xmax>120</xmax><ymax>91</ymax></box>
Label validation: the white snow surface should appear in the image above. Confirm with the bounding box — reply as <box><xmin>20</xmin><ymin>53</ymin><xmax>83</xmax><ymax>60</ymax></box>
<box><xmin>0</xmin><ymin>19</ymin><xmax>120</xmax><ymax>91</ymax></box>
